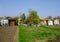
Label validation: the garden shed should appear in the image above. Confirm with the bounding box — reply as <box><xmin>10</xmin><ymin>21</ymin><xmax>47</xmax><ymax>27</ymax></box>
<box><xmin>40</xmin><ymin>18</ymin><xmax>47</xmax><ymax>25</ymax></box>
<box><xmin>48</xmin><ymin>20</ymin><xmax>54</xmax><ymax>25</ymax></box>
<box><xmin>8</xmin><ymin>18</ymin><xmax>18</xmax><ymax>26</ymax></box>
<box><xmin>54</xmin><ymin>19</ymin><xmax>60</xmax><ymax>25</ymax></box>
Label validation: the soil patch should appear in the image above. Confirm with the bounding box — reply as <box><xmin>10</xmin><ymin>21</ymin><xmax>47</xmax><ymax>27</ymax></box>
<box><xmin>0</xmin><ymin>26</ymin><xmax>18</xmax><ymax>42</ymax></box>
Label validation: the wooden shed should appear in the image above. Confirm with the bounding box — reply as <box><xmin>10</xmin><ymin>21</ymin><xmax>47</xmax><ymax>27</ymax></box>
<box><xmin>8</xmin><ymin>19</ymin><xmax>18</xmax><ymax>26</ymax></box>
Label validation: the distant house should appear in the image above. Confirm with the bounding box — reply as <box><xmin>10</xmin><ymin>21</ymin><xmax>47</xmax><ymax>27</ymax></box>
<box><xmin>1</xmin><ymin>19</ymin><xmax>9</xmax><ymax>26</ymax></box>
<box><xmin>4</xmin><ymin>19</ymin><xmax>8</xmax><ymax>25</ymax></box>
<box><xmin>0</xmin><ymin>16</ymin><xmax>9</xmax><ymax>26</ymax></box>
<box><xmin>40</xmin><ymin>18</ymin><xmax>47</xmax><ymax>25</ymax></box>
<box><xmin>40</xmin><ymin>18</ymin><xmax>54</xmax><ymax>26</ymax></box>
<box><xmin>40</xmin><ymin>20</ymin><xmax>47</xmax><ymax>25</ymax></box>
<box><xmin>1</xmin><ymin>19</ymin><xmax>4</xmax><ymax>26</ymax></box>
<box><xmin>18</xmin><ymin>18</ymin><xmax>21</xmax><ymax>25</ymax></box>
<box><xmin>54</xmin><ymin>19</ymin><xmax>60</xmax><ymax>25</ymax></box>
<box><xmin>48</xmin><ymin>20</ymin><xmax>53</xmax><ymax>25</ymax></box>
<box><xmin>8</xmin><ymin>18</ymin><xmax>18</xmax><ymax>26</ymax></box>
<box><xmin>0</xmin><ymin>16</ymin><xmax>18</xmax><ymax>26</ymax></box>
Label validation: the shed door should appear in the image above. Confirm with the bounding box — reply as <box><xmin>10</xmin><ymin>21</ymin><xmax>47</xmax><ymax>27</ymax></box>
<box><xmin>10</xmin><ymin>21</ymin><xmax>16</xmax><ymax>26</ymax></box>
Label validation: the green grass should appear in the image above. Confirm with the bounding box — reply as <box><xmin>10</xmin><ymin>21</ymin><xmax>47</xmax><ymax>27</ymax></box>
<box><xmin>19</xmin><ymin>25</ymin><xmax>60</xmax><ymax>42</ymax></box>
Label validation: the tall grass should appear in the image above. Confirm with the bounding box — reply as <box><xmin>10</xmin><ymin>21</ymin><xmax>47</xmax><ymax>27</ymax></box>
<box><xmin>19</xmin><ymin>25</ymin><xmax>60</xmax><ymax>42</ymax></box>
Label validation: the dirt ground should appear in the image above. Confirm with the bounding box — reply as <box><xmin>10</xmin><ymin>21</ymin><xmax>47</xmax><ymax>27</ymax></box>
<box><xmin>53</xmin><ymin>25</ymin><xmax>60</xmax><ymax>28</ymax></box>
<box><xmin>48</xmin><ymin>25</ymin><xmax>60</xmax><ymax>28</ymax></box>
<box><xmin>0</xmin><ymin>26</ymin><xmax>18</xmax><ymax>42</ymax></box>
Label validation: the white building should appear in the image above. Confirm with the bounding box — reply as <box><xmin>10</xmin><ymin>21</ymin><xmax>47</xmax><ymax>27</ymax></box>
<box><xmin>40</xmin><ymin>20</ymin><xmax>47</xmax><ymax>25</ymax></box>
<box><xmin>4</xmin><ymin>19</ymin><xmax>8</xmax><ymax>25</ymax></box>
<box><xmin>48</xmin><ymin>20</ymin><xmax>53</xmax><ymax>25</ymax></box>
<box><xmin>1</xmin><ymin>19</ymin><xmax>8</xmax><ymax>26</ymax></box>
<box><xmin>54</xmin><ymin>19</ymin><xmax>60</xmax><ymax>25</ymax></box>
<box><xmin>18</xmin><ymin>18</ymin><xmax>21</xmax><ymax>25</ymax></box>
<box><xmin>1</xmin><ymin>19</ymin><xmax>4</xmax><ymax>25</ymax></box>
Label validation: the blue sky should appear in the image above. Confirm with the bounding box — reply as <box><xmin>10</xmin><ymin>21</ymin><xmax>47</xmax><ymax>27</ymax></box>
<box><xmin>0</xmin><ymin>0</ymin><xmax>60</xmax><ymax>17</ymax></box>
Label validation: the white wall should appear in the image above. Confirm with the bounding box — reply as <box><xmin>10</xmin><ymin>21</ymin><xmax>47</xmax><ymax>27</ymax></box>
<box><xmin>4</xmin><ymin>20</ymin><xmax>8</xmax><ymax>24</ymax></box>
<box><xmin>48</xmin><ymin>20</ymin><xmax>53</xmax><ymax>25</ymax></box>
<box><xmin>18</xmin><ymin>18</ymin><xmax>21</xmax><ymax>25</ymax></box>
<box><xmin>1</xmin><ymin>19</ymin><xmax>8</xmax><ymax>25</ymax></box>
<box><xmin>54</xmin><ymin>20</ymin><xmax>59</xmax><ymax>25</ymax></box>
<box><xmin>1</xmin><ymin>19</ymin><xmax>4</xmax><ymax>25</ymax></box>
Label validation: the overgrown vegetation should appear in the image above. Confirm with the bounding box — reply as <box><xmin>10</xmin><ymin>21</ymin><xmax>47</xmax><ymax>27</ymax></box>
<box><xmin>19</xmin><ymin>9</ymin><xmax>40</xmax><ymax>26</ymax></box>
<box><xmin>19</xmin><ymin>25</ymin><xmax>60</xmax><ymax>42</ymax></box>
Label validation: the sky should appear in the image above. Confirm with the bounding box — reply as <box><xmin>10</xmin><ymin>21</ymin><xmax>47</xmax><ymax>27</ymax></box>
<box><xmin>0</xmin><ymin>0</ymin><xmax>60</xmax><ymax>17</ymax></box>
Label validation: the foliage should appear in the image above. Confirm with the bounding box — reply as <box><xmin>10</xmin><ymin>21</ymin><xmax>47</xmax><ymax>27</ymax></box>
<box><xmin>47</xmin><ymin>16</ymin><xmax>52</xmax><ymax>19</ymax></box>
<box><xmin>19</xmin><ymin>13</ymin><xmax>26</xmax><ymax>24</ymax></box>
<box><xmin>14</xmin><ymin>16</ymin><xmax>19</xmax><ymax>20</ymax></box>
<box><xmin>26</xmin><ymin>9</ymin><xmax>40</xmax><ymax>26</ymax></box>
<box><xmin>19</xmin><ymin>25</ymin><xmax>60</xmax><ymax>42</ymax></box>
